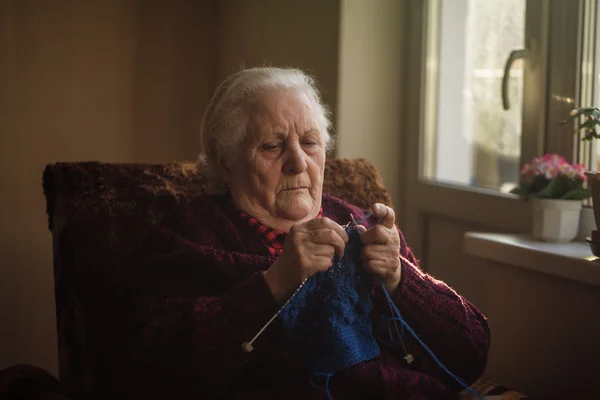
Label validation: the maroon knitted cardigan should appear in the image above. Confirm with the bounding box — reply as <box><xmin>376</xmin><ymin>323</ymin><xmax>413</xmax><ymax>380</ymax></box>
<box><xmin>120</xmin><ymin>193</ymin><xmax>490</xmax><ymax>400</ymax></box>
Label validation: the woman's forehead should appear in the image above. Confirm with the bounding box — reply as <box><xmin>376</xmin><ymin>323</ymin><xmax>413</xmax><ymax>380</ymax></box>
<box><xmin>248</xmin><ymin>90</ymin><xmax>320</xmax><ymax>137</ymax></box>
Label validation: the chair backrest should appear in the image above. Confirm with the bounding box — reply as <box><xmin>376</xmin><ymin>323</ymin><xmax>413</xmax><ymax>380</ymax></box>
<box><xmin>42</xmin><ymin>158</ymin><xmax>392</xmax><ymax>397</ymax></box>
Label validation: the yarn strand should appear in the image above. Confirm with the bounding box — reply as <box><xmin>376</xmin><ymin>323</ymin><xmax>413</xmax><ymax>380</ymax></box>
<box><xmin>309</xmin><ymin>373</ymin><xmax>334</xmax><ymax>400</ymax></box>
<box><xmin>378</xmin><ymin>279</ymin><xmax>485</xmax><ymax>400</ymax></box>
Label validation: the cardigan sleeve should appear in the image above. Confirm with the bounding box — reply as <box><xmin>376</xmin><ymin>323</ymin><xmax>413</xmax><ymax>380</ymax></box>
<box><xmin>371</xmin><ymin>227</ymin><xmax>491</xmax><ymax>393</ymax></box>
<box><xmin>124</xmin><ymin>230</ymin><xmax>283</xmax><ymax>399</ymax></box>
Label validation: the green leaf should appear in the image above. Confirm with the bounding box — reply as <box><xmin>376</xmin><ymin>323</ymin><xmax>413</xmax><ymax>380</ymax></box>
<box><xmin>510</xmin><ymin>186</ymin><xmax>530</xmax><ymax>197</ymax></box>
<box><xmin>584</xmin><ymin>130</ymin><xmax>600</xmax><ymax>141</ymax></box>
<box><xmin>580</xmin><ymin>119</ymin><xmax>600</xmax><ymax>130</ymax></box>
<box><xmin>561</xmin><ymin>115</ymin><xmax>578</xmax><ymax>124</ymax></box>
<box><xmin>561</xmin><ymin>187</ymin><xmax>592</xmax><ymax>200</ymax></box>
<box><xmin>529</xmin><ymin>175</ymin><xmax>550</xmax><ymax>193</ymax></box>
<box><xmin>533</xmin><ymin>176</ymin><xmax>571</xmax><ymax>198</ymax></box>
<box><xmin>561</xmin><ymin>107</ymin><xmax>600</xmax><ymax>125</ymax></box>
<box><xmin>579</xmin><ymin>107</ymin><xmax>600</xmax><ymax>115</ymax></box>
<box><xmin>537</xmin><ymin>178</ymin><xmax>561</xmax><ymax>197</ymax></box>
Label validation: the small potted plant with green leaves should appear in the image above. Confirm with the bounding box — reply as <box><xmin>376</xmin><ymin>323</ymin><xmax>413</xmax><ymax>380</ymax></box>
<box><xmin>510</xmin><ymin>153</ymin><xmax>591</xmax><ymax>242</ymax></box>
<box><xmin>562</xmin><ymin>107</ymin><xmax>600</xmax><ymax>247</ymax></box>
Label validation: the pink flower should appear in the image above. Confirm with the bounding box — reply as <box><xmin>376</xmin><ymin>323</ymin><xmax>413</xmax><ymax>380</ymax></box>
<box><xmin>519</xmin><ymin>153</ymin><xmax>588</xmax><ymax>183</ymax></box>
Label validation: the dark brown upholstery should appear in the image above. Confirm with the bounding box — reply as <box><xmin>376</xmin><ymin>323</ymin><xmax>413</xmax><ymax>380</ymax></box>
<box><xmin>42</xmin><ymin>158</ymin><xmax>392</xmax><ymax>232</ymax></box>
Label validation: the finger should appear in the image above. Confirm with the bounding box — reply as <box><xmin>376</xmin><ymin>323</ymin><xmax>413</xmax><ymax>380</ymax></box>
<box><xmin>356</xmin><ymin>224</ymin><xmax>367</xmax><ymax>234</ymax></box>
<box><xmin>362</xmin><ymin>260</ymin><xmax>392</xmax><ymax>276</ymax></box>
<box><xmin>371</xmin><ymin>203</ymin><xmax>396</xmax><ymax>229</ymax></box>
<box><xmin>313</xmin><ymin>255</ymin><xmax>337</xmax><ymax>272</ymax></box>
<box><xmin>360</xmin><ymin>225</ymin><xmax>390</xmax><ymax>245</ymax></box>
<box><xmin>361</xmin><ymin>244</ymin><xmax>395</xmax><ymax>261</ymax></box>
<box><xmin>308</xmin><ymin>217</ymin><xmax>349</xmax><ymax>243</ymax></box>
<box><xmin>299</xmin><ymin>253</ymin><xmax>337</xmax><ymax>279</ymax></box>
<box><xmin>310</xmin><ymin>244</ymin><xmax>336</xmax><ymax>262</ymax></box>
<box><xmin>309</xmin><ymin>228</ymin><xmax>347</xmax><ymax>258</ymax></box>
<box><xmin>295</xmin><ymin>244</ymin><xmax>335</xmax><ymax>272</ymax></box>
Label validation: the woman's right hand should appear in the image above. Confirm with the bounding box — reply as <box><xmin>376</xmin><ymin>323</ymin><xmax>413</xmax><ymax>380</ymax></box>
<box><xmin>263</xmin><ymin>217</ymin><xmax>349</xmax><ymax>303</ymax></box>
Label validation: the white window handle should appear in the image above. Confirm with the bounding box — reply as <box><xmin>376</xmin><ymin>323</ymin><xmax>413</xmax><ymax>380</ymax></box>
<box><xmin>502</xmin><ymin>48</ymin><xmax>531</xmax><ymax>110</ymax></box>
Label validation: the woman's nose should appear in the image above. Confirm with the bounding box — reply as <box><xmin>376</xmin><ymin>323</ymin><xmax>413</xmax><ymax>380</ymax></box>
<box><xmin>283</xmin><ymin>146</ymin><xmax>308</xmax><ymax>175</ymax></box>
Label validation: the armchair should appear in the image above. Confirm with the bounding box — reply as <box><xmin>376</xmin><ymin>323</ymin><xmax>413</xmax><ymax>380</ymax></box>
<box><xmin>0</xmin><ymin>158</ymin><xmax>528</xmax><ymax>399</ymax></box>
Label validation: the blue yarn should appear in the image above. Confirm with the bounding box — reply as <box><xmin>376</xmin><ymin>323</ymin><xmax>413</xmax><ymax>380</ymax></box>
<box><xmin>309</xmin><ymin>372</ymin><xmax>334</xmax><ymax>400</ymax></box>
<box><xmin>278</xmin><ymin>215</ymin><xmax>484</xmax><ymax>400</ymax></box>
<box><xmin>279</xmin><ymin>226</ymin><xmax>380</xmax><ymax>377</ymax></box>
<box><xmin>377</xmin><ymin>280</ymin><xmax>485</xmax><ymax>400</ymax></box>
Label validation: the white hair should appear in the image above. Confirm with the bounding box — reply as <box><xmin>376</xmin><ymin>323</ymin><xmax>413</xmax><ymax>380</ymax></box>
<box><xmin>197</xmin><ymin>67</ymin><xmax>334</xmax><ymax>195</ymax></box>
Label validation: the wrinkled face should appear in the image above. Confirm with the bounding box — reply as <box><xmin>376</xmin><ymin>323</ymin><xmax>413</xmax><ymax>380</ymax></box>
<box><xmin>224</xmin><ymin>87</ymin><xmax>326</xmax><ymax>232</ymax></box>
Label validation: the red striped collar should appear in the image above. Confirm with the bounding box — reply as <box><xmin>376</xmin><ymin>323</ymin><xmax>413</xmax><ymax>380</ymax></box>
<box><xmin>237</xmin><ymin>208</ymin><xmax>323</xmax><ymax>256</ymax></box>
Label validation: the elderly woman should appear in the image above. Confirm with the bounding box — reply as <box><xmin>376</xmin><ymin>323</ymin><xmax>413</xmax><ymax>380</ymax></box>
<box><xmin>125</xmin><ymin>67</ymin><xmax>490</xmax><ymax>400</ymax></box>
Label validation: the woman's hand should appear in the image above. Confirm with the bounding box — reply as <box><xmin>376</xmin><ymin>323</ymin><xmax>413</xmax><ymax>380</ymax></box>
<box><xmin>356</xmin><ymin>203</ymin><xmax>402</xmax><ymax>293</ymax></box>
<box><xmin>264</xmin><ymin>218</ymin><xmax>349</xmax><ymax>303</ymax></box>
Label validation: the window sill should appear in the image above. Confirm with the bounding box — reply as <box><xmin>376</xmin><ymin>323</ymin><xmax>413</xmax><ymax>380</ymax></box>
<box><xmin>463</xmin><ymin>232</ymin><xmax>600</xmax><ymax>288</ymax></box>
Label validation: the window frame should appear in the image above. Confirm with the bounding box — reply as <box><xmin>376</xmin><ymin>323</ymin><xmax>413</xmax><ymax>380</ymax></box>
<box><xmin>544</xmin><ymin>0</ymin><xmax>585</xmax><ymax>165</ymax></box>
<box><xmin>421</xmin><ymin>0</ymin><xmax>552</xmax><ymax>191</ymax></box>
<box><xmin>399</xmin><ymin>0</ymin><xmax>587</xmax><ymax>257</ymax></box>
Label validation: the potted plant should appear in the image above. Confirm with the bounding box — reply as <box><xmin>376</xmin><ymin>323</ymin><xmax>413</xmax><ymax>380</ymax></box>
<box><xmin>562</xmin><ymin>107</ymin><xmax>600</xmax><ymax>245</ymax></box>
<box><xmin>510</xmin><ymin>153</ymin><xmax>591</xmax><ymax>242</ymax></box>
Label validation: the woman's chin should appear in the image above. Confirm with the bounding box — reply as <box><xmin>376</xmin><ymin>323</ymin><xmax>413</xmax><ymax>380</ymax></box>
<box><xmin>277</xmin><ymin>208</ymin><xmax>309</xmax><ymax>222</ymax></box>
<box><xmin>275</xmin><ymin>198</ymin><xmax>313</xmax><ymax>222</ymax></box>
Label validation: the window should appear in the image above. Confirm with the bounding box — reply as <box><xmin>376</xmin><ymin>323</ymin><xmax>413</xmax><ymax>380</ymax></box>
<box><xmin>420</xmin><ymin>0</ymin><xmax>593</xmax><ymax>193</ymax></box>
<box><xmin>400</xmin><ymin>0</ymin><xmax>596</xmax><ymax>258</ymax></box>
<box><xmin>422</xmin><ymin>0</ymin><xmax>526</xmax><ymax>193</ymax></box>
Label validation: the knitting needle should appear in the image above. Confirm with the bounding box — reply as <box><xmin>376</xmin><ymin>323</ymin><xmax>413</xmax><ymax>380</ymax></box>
<box><xmin>242</xmin><ymin>215</ymin><xmax>356</xmax><ymax>353</ymax></box>
<box><xmin>350</xmin><ymin>213</ymin><xmax>358</xmax><ymax>227</ymax></box>
<box><xmin>385</xmin><ymin>295</ymin><xmax>412</xmax><ymax>363</ymax></box>
<box><xmin>241</xmin><ymin>276</ymin><xmax>310</xmax><ymax>353</ymax></box>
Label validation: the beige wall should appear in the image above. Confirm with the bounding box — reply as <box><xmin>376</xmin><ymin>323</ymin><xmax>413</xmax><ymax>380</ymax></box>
<box><xmin>0</xmin><ymin>0</ymin><xmax>216</xmax><ymax>375</ymax></box>
<box><xmin>336</xmin><ymin>0</ymin><xmax>405</xmax><ymax>209</ymax></box>
<box><xmin>427</xmin><ymin>219</ymin><xmax>600</xmax><ymax>399</ymax></box>
<box><xmin>132</xmin><ymin>0</ymin><xmax>217</xmax><ymax>162</ymax></box>
<box><xmin>215</xmin><ymin>0</ymin><xmax>340</xmax><ymax>131</ymax></box>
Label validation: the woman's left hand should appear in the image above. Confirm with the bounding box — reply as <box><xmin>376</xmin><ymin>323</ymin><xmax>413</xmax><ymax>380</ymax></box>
<box><xmin>356</xmin><ymin>203</ymin><xmax>402</xmax><ymax>293</ymax></box>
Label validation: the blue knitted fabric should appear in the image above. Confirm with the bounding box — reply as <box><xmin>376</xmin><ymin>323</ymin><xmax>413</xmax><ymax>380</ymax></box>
<box><xmin>279</xmin><ymin>225</ymin><xmax>380</xmax><ymax>375</ymax></box>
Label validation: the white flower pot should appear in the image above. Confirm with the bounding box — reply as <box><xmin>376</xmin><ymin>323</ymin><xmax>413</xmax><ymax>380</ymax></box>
<box><xmin>532</xmin><ymin>199</ymin><xmax>582</xmax><ymax>242</ymax></box>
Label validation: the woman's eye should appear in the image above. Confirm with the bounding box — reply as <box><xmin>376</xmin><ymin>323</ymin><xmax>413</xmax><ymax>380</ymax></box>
<box><xmin>262</xmin><ymin>144</ymin><xmax>279</xmax><ymax>151</ymax></box>
<box><xmin>302</xmin><ymin>142</ymin><xmax>317</xmax><ymax>147</ymax></box>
